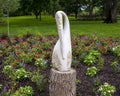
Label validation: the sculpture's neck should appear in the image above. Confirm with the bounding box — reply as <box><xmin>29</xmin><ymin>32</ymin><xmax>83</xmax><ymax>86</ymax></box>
<box><xmin>55</xmin><ymin>11</ymin><xmax>70</xmax><ymax>37</ymax></box>
<box><xmin>55</xmin><ymin>11</ymin><xmax>71</xmax><ymax>59</ymax></box>
<box><xmin>62</xmin><ymin>12</ymin><xmax>70</xmax><ymax>36</ymax></box>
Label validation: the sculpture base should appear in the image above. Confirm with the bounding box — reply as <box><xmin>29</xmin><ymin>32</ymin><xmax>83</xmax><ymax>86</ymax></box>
<box><xmin>49</xmin><ymin>68</ymin><xmax>76</xmax><ymax>96</ymax></box>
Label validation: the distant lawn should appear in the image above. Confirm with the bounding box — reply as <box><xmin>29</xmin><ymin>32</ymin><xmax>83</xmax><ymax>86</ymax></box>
<box><xmin>0</xmin><ymin>15</ymin><xmax>120</xmax><ymax>38</ymax></box>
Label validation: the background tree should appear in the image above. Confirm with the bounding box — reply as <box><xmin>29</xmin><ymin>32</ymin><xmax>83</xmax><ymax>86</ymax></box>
<box><xmin>1</xmin><ymin>0</ymin><xmax>20</xmax><ymax>35</ymax></box>
<box><xmin>59</xmin><ymin>0</ymin><xmax>74</xmax><ymax>15</ymax></box>
<box><xmin>31</xmin><ymin>0</ymin><xmax>50</xmax><ymax>20</ymax></box>
<box><xmin>118</xmin><ymin>1</ymin><xmax>120</xmax><ymax>14</ymax></box>
<box><xmin>50</xmin><ymin>0</ymin><xmax>60</xmax><ymax>17</ymax></box>
<box><xmin>70</xmin><ymin>0</ymin><xmax>81</xmax><ymax>19</ymax></box>
<box><xmin>59</xmin><ymin>0</ymin><xmax>81</xmax><ymax>19</ymax></box>
<box><xmin>15</xmin><ymin>0</ymin><xmax>32</xmax><ymax>16</ymax></box>
<box><xmin>82</xmin><ymin>0</ymin><xmax>103</xmax><ymax>18</ymax></box>
<box><xmin>104</xmin><ymin>0</ymin><xmax>118</xmax><ymax>23</ymax></box>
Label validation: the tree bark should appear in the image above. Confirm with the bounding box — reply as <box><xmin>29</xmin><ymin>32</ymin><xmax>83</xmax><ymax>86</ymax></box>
<box><xmin>49</xmin><ymin>68</ymin><xmax>76</xmax><ymax>96</ymax></box>
<box><xmin>75</xmin><ymin>11</ymin><xmax>78</xmax><ymax>19</ymax></box>
<box><xmin>88</xmin><ymin>5</ymin><xmax>93</xmax><ymax>18</ymax></box>
<box><xmin>39</xmin><ymin>12</ymin><xmax>41</xmax><ymax>21</ymax></box>
<box><xmin>104</xmin><ymin>0</ymin><xmax>118</xmax><ymax>23</ymax></box>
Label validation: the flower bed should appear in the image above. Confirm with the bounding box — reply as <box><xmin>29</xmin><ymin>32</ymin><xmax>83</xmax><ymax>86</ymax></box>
<box><xmin>0</xmin><ymin>34</ymin><xmax>120</xmax><ymax>96</ymax></box>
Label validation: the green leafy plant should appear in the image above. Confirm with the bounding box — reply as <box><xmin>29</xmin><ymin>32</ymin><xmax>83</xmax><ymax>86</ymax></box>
<box><xmin>97</xmin><ymin>56</ymin><xmax>104</xmax><ymax>71</ymax></box>
<box><xmin>35</xmin><ymin>58</ymin><xmax>47</xmax><ymax>70</ymax></box>
<box><xmin>0</xmin><ymin>50</ymin><xmax>3</xmax><ymax>57</ymax></box>
<box><xmin>98</xmin><ymin>82</ymin><xmax>116</xmax><ymax>96</ymax></box>
<box><xmin>89</xmin><ymin>50</ymin><xmax>101</xmax><ymax>58</ymax></box>
<box><xmin>75</xmin><ymin>79</ymin><xmax>81</xmax><ymax>85</ymax></box>
<box><xmin>2</xmin><ymin>65</ymin><xmax>15</xmax><ymax>79</ymax></box>
<box><xmin>15</xmin><ymin>68</ymin><xmax>30</xmax><ymax>81</ymax></box>
<box><xmin>93</xmin><ymin>77</ymin><xmax>101</xmax><ymax>95</ymax></box>
<box><xmin>0</xmin><ymin>84</ymin><xmax>2</xmax><ymax>92</ymax></box>
<box><xmin>86</xmin><ymin>66</ymin><xmax>98</xmax><ymax>77</ymax></box>
<box><xmin>12</xmin><ymin>86</ymin><xmax>34</xmax><ymax>96</ymax></box>
<box><xmin>113</xmin><ymin>45</ymin><xmax>120</xmax><ymax>58</ymax></box>
<box><xmin>41</xmin><ymin>42</ymin><xmax>51</xmax><ymax>50</ymax></box>
<box><xmin>93</xmin><ymin>77</ymin><xmax>101</xmax><ymax>87</ymax></box>
<box><xmin>111</xmin><ymin>61</ymin><xmax>119</xmax><ymax>73</ymax></box>
<box><xmin>20</xmin><ymin>53</ymin><xmax>34</xmax><ymax>64</ymax></box>
<box><xmin>84</xmin><ymin>55</ymin><xmax>96</xmax><ymax>66</ymax></box>
<box><xmin>84</xmin><ymin>50</ymin><xmax>101</xmax><ymax>66</ymax></box>
<box><xmin>31</xmin><ymin>72</ymin><xmax>46</xmax><ymax>91</ymax></box>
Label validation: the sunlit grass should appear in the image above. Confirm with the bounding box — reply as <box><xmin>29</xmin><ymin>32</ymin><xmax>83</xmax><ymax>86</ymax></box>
<box><xmin>0</xmin><ymin>15</ymin><xmax>120</xmax><ymax>38</ymax></box>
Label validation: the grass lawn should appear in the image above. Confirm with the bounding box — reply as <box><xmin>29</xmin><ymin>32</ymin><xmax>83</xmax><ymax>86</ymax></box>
<box><xmin>0</xmin><ymin>15</ymin><xmax>120</xmax><ymax>38</ymax></box>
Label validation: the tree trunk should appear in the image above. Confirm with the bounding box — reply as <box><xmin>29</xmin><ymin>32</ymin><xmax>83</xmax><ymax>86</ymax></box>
<box><xmin>36</xmin><ymin>15</ymin><xmax>38</xmax><ymax>19</ymax></box>
<box><xmin>39</xmin><ymin>12</ymin><xmax>41</xmax><ymax>21</ymax></box>
<box><xmin>75</xmin><ymin>11</ymin><xmax>78</xmax><ymax>19</ymax></box>
<box><xmin>34</xmin><ymin>10</ymin><xmax>40</xmax><ymax>19</ymax></box>
<box><xmin>88</xmin><ymin>5</ymin><xmax>93</xmax><ymax>18</ymax></box>
<box><xmin>49</xmin><ymin>68</ymin><xmax>76</xmax><ymax>96</ymax></box>
<box><xmin>104</xmin><ymin>0</ymin><xmax>118</xmax><ymax>23</ymax></box>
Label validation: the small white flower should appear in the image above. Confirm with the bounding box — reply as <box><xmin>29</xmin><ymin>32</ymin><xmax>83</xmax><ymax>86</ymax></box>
<box><xmin>17</xmin><ymin>76</ymin><xmax>20</xmax><ymax>79</ymax></box>
<box><xmin>24</xmin><ymin>75</ymin><xmax>27</xmax><ymax>77</ymax></box>
<box><xmin>112</xmin><ymin>47</ymin><xmax>115</xmax><ymax>51</ymax></box>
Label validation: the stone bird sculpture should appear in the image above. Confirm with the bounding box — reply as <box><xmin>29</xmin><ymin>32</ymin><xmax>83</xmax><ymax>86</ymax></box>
<box><xmin>52</xmin><ymin>11</ymin><xmax>72</xmax><ymax>72</ymax></box>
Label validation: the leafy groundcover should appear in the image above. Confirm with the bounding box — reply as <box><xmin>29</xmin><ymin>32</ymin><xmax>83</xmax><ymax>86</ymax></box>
<box><xmin>0</xmin><ymin>34</ymin><xmax>120</xmax><ymax>96</ymax></box>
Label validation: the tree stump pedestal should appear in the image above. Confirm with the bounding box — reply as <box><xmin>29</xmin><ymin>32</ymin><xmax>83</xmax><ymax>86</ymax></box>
<box><xmin>49</xmin><ymin>68</ymin><xmax>76</xmax><ymax>96</ymax></box>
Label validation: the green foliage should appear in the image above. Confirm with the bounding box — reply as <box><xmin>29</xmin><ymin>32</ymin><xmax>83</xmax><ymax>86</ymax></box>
<box><xmin>111</xmin><ymin>61</ymin><xmax>119</xmax><ymax>73</ymax></box>
<box><xmin>0</xmin><ymin>84</ymin><xmax>2</xmax><ymax>91</ymax></box>
<box><xmin>2</xmin><ymin>65</ymin><xmax>15</xmax><ymax>79</ymax></box>
<box><xmin>84</xmin><ymin>55</ymin><xmax>96</xmax><ymax>66</ymax></box>
<box><xmin>35</xmin><ymin>58</ymin><xmax>47</xmax><ymax>70</ymax></box>
<box><xmin>89</xmin><ymin>50</ymin><xmax>101</xmax><ymax>58</ymax></box>
<box><xmin>20</xmin><ymin>53</ymin><xmax>34</xmax><ymax>64</ymax></box>
<box><xmin>31</xmin><ymin>72</ymin><xmax>46</xmax><ymax>91</ymax></box>
<box><xmin>12</xmin><ymin>86</ymin><xmax>34</xmax><ymax>96</ymax></box>
<box><xmin>0</xmin><ymin>50</ymin><xmax>3</xmax><ymax>57</ymax></box>
<box><xmin>75</xmin><ymin>79</ymin><xmax>81</xmax><ymax>85</ymax></box>
<box><xmin>3</xmin><ymin>66</ymin><xmax>30</xmax><ymax>81</ymax></box>
<box><xmin>98</xmin><ymin>82</ymin><xmax>116</xmax><ymax>96</ymax></box>
<box><xmin>30</xmin><ymin>0</ymin><xmax>50</xmax><ymax>20</ymax></box>
<box><xmin>97</xmin><ymin>56</ymin><xmax>104</xmax><ymax>71</ymax></box>
<box><xmin>2</xmin><ymin>0</ymin><xmax>20</xmax><ymax>12</ymax></box>
<box><xmin>84</xmin><ymin>50</ymin><xmax>101</xmax><ymax>66</ymax></box>
<box><xmin>113</xmin><ymin>45</ymin><xmax>120</xmax><ymax>58</ymax></box>
<box><xmin>93</xmin><ymin>77</ymin><xmax>101</xmax><ymax>87</ymax></box>
<box><xmin>86</xmin><ymin>66</ymin><xmax>98</xmax><ymax>77</ymax></box>
<box><xmin>15</xmin><ymin>68</ymin><xmax>30</xmax><ymax>81</ymax></box>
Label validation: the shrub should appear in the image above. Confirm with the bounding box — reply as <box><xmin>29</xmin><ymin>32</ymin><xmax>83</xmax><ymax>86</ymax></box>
<box><xmin>2</xmin><ymin>65</ymin><xmax>14</xmax><ymax>79</ymax></box>
<box><xmin>35</xmin><ymin>58</ymin><xmax>47</xmax><ymax>70</ymax></box>
<box><xmin>98</xmin><ymin>82</ymin><xmax>116</xmax><ymax>96</ymax></box>
<box><xmin>15</xmin><ymin>68</ymin><xmax>30</xmax><ymax>81</ymax></box>
<box><xmin>86</xmin><ymin>66</ymin><xmax>98</xmax><ymax>77</ymax></box>
<box><xmin>84</xmin><ymin>50</ymin><xmax>101</xmax><ymax>66</ymax></box>
<box><xmin>111</xmin><ymin>61</ymin><xmax>119</xmax><ymax>73</ymax></box>
<box><xmin>31</xmin><ymin>72</ymin><xmax>46</xmax><ymax>91</ymax></box>
<box><xmin>12</xmin><ymin>86</ymin><xmax>34</xmax><ymax>96</ymax></box>
<box><xmin>113</xmin><ymin>45</ymin><xmax>120</xmax><ymax>58</ymax></box>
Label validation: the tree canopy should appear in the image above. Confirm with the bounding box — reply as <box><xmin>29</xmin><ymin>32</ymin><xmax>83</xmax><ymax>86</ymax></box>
<box><xmin>0</xmin><ymin>0</ymin><xmax>119</xmax><ymax>23</ymax></box>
